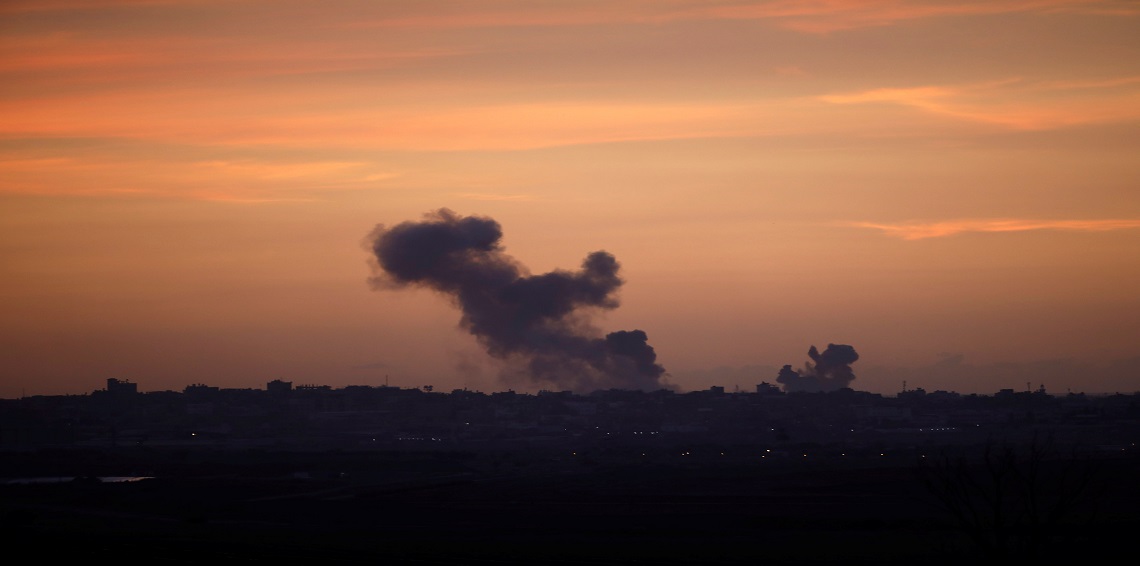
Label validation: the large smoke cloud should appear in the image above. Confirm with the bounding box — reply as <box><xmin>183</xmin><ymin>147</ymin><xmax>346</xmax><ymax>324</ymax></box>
<box><xmin>366</xmin><ymin>208</ymin><xmax>667</xmax><ymax>393</ymax></box>
<box><xmin>776</xmin><ymin>343</ymin><xmax>859</xmax><ymax>393</ymax></box>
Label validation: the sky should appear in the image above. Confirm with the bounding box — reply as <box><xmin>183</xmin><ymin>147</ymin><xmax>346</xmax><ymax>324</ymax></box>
<box><xmin>2</xmin><ymin>0</ymin><xmax>1139</xmax><ymax>398</ymax></box>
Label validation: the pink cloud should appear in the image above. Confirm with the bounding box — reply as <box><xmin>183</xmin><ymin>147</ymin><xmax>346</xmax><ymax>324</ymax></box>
<box><xmin>342</xmin><ymin>0</ymin><xmax>1136</xmax><ymax>34</ymax></box>
<box><xmin>852</xmin><ymin>218</ymin><xmax>1140</xmax><ymax>239</ymax></box>
<box><xmin>819</xmin><ymin>77</ymin><xmax>1140</xmax><ymax>130</ymax></box>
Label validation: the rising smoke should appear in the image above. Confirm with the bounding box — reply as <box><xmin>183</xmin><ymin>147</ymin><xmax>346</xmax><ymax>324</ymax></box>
<box><xmin>776</xmin><ymin>343</ymin><xmax>859</xmax><ymax>393</ymax></box>
<box><xmin>366</xmin><ymin>209</ymin><xmax>667</xmax><ymax>393</ymax></box>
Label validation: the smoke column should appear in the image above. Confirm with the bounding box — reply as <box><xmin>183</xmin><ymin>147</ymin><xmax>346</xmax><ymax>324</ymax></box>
<box><xmin>366</xmin><ymin>209</ymin><xmax>667</xmax><ymax>393</ymax></box>
<box><xmin>776</xmin><ymin>343</ymin><xmax>859</xmax><ymax>393</ymax></box>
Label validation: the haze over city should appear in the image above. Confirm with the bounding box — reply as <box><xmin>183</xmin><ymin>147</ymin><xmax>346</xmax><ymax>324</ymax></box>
<box><xmin>3</xmin><ymin>0</ymin><xmax>1140</xmax><ymax>398</ymax></box>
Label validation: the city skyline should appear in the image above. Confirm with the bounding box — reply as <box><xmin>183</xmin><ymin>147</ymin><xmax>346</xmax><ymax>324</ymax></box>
<box><xmin>3</xmin><ymin>1</ymin><xmax>1140</xmax><ymax>398</ymax></box>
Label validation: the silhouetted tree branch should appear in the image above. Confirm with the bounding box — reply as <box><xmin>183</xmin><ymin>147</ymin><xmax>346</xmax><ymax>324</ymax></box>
<box><xmin>916</xmin><ymin>433</ymin><xmax>1101</xmax><ymax>563</ymax></box>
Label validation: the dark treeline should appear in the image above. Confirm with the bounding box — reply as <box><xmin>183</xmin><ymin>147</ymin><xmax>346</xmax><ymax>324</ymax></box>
<box><xmin>2</xmin><ymin>378</ymin><xmax>1138</xmax><ymax>454</ymax></box>
<box><xmin>3</xmin><ymin>380</ymin><xmax>1139</xmax><ymax>565</ymax></box>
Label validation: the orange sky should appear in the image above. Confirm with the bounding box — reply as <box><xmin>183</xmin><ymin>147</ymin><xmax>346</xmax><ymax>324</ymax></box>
<box><xmin>2</xmin><ymin>0</ymin><xmax>1139</xmax><ymax>397</ymax></box>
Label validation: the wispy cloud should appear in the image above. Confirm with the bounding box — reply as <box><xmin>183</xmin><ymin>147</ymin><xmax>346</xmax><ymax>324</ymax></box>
<box><xmin>852</xmin><ymin>218</ymin><xmax>1140</xmax><ymax>240</ymax></box>
<box><xmin>1037</xmin><ymin>76</ymin><xmax>1140</xmax><ymax>90</ymax></box>
<box><xmin>0</xmin><ymin>152</ymin><xmax>396</xmax><ymax>200</ymax></box>
<box><xmin>0</xmin><ymin>0</ymin><xmax>190</xmax><ymax>13</ymax></box>
<box><xmin>193</xmin><ymin>159</ymin><xmax>368</xmax><ymax>180</ymax></box>
<box><xmin>454</xmin><ymin>193</ymin><xmax>537</xmax><ymax>202</ymax></box>
<box><xmin>342</xmin><ymin>0</ymin><xmax>1138</xmax><ymax>34</ymax></box>
<box><xmin>0</xmin><ymin>32</ymin><xmax>465</xmax><ymax>82</ymax></box>
<box><xmin>194</xmin><ymin>194</ymin><xmax>320</xmax><ymax>204</ymax></box>
<box><xmin>0</xmin><ymin>95</ymin><xmax>765</xmax><ymax>151</ymax></box>
<box><xmin>693</xmin><ymin>0</ymin><xmax>1136</xmax><ymax>34</ymax></box>
<box><xmin>819</xmin><ymin>76</ymin><xmax>1140</xmax><ymax>130</ymax></box>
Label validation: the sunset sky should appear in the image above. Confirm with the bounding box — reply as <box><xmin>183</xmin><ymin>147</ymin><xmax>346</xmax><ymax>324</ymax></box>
<box><xmin>3</xmin><ymin>0</ymin><xmax>1139</xmax><ymax>398</ymax></box>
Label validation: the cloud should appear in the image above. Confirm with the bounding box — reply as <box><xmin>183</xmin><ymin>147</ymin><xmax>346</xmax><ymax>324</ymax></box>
<box><xmin>776</xmin><ymin>343</ymin><xmax>860</xmax><ymax>393</ymax></box>
<box><xmin>697</xmin><ymin>0</ymin><xmax>1136</xmax><ymax>34</ymax></box>
<box><xmin>819</xmin><ymin>76</ymin><xmax>1140</xmax><ymax>130</ymax></box>
<box><xmin>850</xmin><ymin>218</ymin><xmax>1140</xmax><ymax>240</ymax></box>
<box><xmin>453</xmin><ymin>193</ymin><xmax>537</xmax><ymax>202</ymax></box>
<box><xmin>1037</xmin><ymin>76</ymin><xmax>1140</xmax><ymax>90</ymax></box>
<box><xmin>0</xmin><ymin>150</ymin><xmax>394</xmax><ymax>200</ymax></box>
<box><xmin>365</xmin><ymin>208</ymin><xmax>669</xmax><ymax>393</ymax></box>
<box><xmin>192</xmin><ymin>194</ymin><xmax>319</xmax><ymax>204</ymax></box>
<box><xmin>0</xmin><ymin>0</ymin><xmax>184</xmax><ymax>13</ymax></box>
<box><xmin>0</xmin><ymin>92</ymin><xmax>764</xmax><ymax>151</ymax></box>
<box><xmin>0</xmin><ymin>27</ymin><xmax>466</xmax><ymax>84</ymax></box>
<box><xmin>341</xmin><ymin>0</ymin><xmax>1137</xmax><ymax>34</ymax></box>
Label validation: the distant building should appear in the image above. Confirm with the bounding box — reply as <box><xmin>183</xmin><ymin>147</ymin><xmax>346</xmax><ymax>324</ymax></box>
<box><xmin>267</xmin><ymin>379</ymin><xmax>293</xmax><ymax>394</ymax></box>
<box><xmin>106</xmin><ymin>378</ymin><xmax>137</xmax><ymax>395</ymax></box>
<box><xmin>184</xmin><ymin>383</ymin><xmax>219</xmax><ymax>395</ymax></box>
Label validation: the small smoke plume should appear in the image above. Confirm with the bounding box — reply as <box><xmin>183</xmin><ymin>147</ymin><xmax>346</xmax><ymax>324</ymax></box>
<box><xmin>776</xmin><ymin>343</ymin><xmax>859</xmax><ymax>393</ymax></box>
<box><xmin>366</xmin><ymin>208</ymin><xmax>667</xmax><ymax>393</ymax></box>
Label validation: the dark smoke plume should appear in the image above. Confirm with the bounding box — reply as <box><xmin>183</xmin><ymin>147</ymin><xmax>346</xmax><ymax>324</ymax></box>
<box><xmin>776</xmin><ymin>343</ymin><xmax>859</xmax><ymax>393</ymax></box>
<box><xmin>366</xmin><ymin>208</ymin><xmax>667</xmax><ymax>393</ymax></box>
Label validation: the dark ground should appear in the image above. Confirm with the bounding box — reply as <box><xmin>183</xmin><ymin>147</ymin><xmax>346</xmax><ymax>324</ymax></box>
<box><xmin>3</xmin><ymin>446</ymin><xmax>1139</xmax><ymax>565</ymax></box>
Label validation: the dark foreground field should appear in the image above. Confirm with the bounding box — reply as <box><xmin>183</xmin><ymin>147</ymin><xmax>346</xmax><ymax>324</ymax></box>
<box><xmin>3</xmin><ymin>446</ymin><xmax>1139</xmax><ymax>565</ymax></box>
